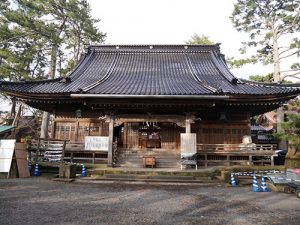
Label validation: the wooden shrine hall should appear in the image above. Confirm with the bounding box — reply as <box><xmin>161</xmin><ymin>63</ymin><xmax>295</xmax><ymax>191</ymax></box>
<box><xmin>1</xmin><ymin>44</ymin><xmax>300</xmax><ymax>168</ymax></box>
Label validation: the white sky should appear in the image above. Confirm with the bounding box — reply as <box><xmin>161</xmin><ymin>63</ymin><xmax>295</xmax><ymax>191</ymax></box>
<box><xmin>87</xmin><ymin>0</ymin><xmax>273</xmax><ymax>78</ymax></box>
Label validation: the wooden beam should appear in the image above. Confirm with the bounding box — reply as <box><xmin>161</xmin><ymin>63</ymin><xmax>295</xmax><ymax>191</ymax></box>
<box><xmin>107</xmin><ymin>116</ymin><xmax>114</xmax><ymax>166</ymax></box>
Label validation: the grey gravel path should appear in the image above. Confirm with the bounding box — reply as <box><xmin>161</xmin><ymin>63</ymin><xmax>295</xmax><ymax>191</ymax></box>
<box><xmin>0</xmin><ymin>177</ymin><xmax>299</xmax><ymax>225</ymax></box>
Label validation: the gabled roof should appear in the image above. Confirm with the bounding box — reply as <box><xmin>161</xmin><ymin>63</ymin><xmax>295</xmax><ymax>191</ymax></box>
<box><xmin>1</xmin><ymin>44</ymin><xmax>300</xmax><ymax>97</ymax></box>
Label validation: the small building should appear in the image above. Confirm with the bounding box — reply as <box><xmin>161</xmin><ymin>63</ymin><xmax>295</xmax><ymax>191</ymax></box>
<box><xmin>1</xmin><ymin>44</ymin><xmax>300</xmax><ymax>168</ymax></box>
<box><xmin>0</xmin><ymin>125</ymin><xmax>15</xmax><ymax>139</ymax></box>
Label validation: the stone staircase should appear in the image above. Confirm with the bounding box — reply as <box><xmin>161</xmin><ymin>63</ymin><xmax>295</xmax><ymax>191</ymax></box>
<box><xmin>80</xmin><ymin>168</ymin><xmax>222</xmax><ymax>184</ymax></box>
<box><xmin>114</xmin><ymin>148</ymin><xmax>181</xmax><ymax>168</ymax></box>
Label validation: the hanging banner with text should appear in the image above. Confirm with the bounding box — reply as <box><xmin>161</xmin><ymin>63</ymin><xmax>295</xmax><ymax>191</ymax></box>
<box><xmin>0</xmin><ymin>139</ymin><xmax>16</xmax><ymax>172</ymax></box>
<box><xmin>84</xmin><ymin>136</ymin><xmax>109</xmax><ymax>151</ymax></box>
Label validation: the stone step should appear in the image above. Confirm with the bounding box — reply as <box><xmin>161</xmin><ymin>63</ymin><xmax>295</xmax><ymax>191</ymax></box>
<box><xmin>102</xmin><ymin>174</ymin><xmax>196</xmax><ymax>180</ymax></box>
<box><xmin>115</xmin><ymin>148</ymin><xmax>181</xmax><ymax>169</ymax></box>
<box><xmin>117</xmin><ymin>153</ymin><xmax>180</xmax><ymax>157</ymax></box>
<box><xmin>88</xmin><ymin>168</ymin><xmax>219</xmax><ymax>178</ymax></box>
<box><xmin>115</xmin><ymin>162</ymin><xmax>180</xmax><ymax>169</ymax></box>
<box><xmin>117</xmin><ymin>151</ymin><xmax>180</xmax><ymax>155</ymax></box>
<box><xmin>85</xmin><ymin>175</ymin><xmax>220</xmax><ymax>184</ymax></box>
<box><xmin>116</xmin><ymin>163</ymin><xmax>180</xmax><ymax>168</ymax></box>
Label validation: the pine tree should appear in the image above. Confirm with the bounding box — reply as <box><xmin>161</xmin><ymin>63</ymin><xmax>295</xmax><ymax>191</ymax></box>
<box><xmin>0</xmin><ymin>0</ymin><xmax>106</xmax><ymax>137</ymax></box>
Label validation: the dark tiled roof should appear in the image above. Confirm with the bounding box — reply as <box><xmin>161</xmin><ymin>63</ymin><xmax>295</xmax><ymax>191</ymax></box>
<box><xmin>1</xmin><ymin>44</ymin><xmax>300</xmax><ymax>96</ymax></box>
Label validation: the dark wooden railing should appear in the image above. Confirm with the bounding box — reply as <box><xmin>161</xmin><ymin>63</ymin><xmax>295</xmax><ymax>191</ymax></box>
<box><xmin>29</xmin><ymin>141</ymin><xmax>108</xmax><ymax>164</ymax></box>
<box><xmin>197</xmin><ymin>144</ymin><xmax>277</xmax><ymax>152</ymax></box>
<box><xmin>196</xmin><ymin>144</ymin><xmax>277</xmax><ymax>167</ymax></box>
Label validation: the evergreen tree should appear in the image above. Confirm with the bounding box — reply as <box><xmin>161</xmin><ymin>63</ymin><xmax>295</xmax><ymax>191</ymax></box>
<box><xmin>230</xmin><ymin>0</ymin><xmax>300</xmax><ymax>82</ymax></box>
<box><xmin>230</xmin><ymin>0</ymin><xmax>300</xmax><ymax>151</ymax></box>
<box><xmin>185</xmin><ymin>33</ymin><xmax>214</xmax><ymax>45</ymax></box>
<box><xmin>0</xmin><ymin>0</ymin><xmax>106</xmax><ymax>137</ymax></box>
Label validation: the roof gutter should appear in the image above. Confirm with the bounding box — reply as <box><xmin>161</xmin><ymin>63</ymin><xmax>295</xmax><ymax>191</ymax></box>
<box><xmin>70</xmin><ymin>94</ymin><xmax>229</xmax><ymax>99</ymax></box>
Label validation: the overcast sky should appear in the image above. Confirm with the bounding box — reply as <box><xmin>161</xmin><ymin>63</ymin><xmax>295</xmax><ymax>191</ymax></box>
<box><xmin>87</xmin><ymin>0</ymin><xmax>273</xmax><ymax>78</ymax></box>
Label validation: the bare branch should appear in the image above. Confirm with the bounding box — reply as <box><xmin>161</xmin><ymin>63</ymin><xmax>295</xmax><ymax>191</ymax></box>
<box><xmin>279</xmin><ymin>47</ymin><xmax>297</xmax><ymax>56</ymax></box>
<box><xmin>281</xmin><ymin>72</ymin><xmax>300</xmax><ymax>80</ymax></box>
<box><xmin>279</xmin><ymin>50</ymin><xmax>300</xmax><ymax>60</ymax></box>
<box><xmin>280</xmin><ymin>69</ymin><xmax>300</xmax><ymax>73</ymax></box>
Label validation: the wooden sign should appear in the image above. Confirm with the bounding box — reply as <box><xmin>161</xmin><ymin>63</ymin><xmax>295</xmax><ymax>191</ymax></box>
<box><xmin>0</xmin><ymin>139</ymin><xmax>16</xmax><ymax>173</ymax></box>
<box><xmin>84</xmin><ymin>136</ymin><xmax>109</xmax><ymax>151</ymax></box>
<box><xmin>180</xmin><ymin>133</ymin><xmax>196</xmax><ymax>154</ymax></box>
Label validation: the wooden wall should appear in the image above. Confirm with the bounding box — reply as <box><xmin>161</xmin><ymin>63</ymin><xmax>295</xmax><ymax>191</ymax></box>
<box><xmin>126</xmin><ymin>122</ymin><xmax>139</xmax><ymax>148</ymax></box>
<box><xmin>160</xmin><ymin>123</ymin><xmax>183</xmax><ymax>150</ymax></box>
<box><xmin>54</xmin><ymin>118</ymin><xmax>108</xmax><ymax>143</ymax></box>
<box><xmin>54</xmin><ymin>118</ymin><xmax>250</xmax><ymax>148</ymax></box>
<box><xmin>192</xmin><ymin>121</ymin><xmax>250</xmax><ymax>145</ymax></box>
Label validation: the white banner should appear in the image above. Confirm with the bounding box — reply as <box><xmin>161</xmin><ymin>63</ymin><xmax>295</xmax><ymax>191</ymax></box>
<box><xmin>180</xmin><ymin>133</ymin><xmax>196</xmax><ymax>155</ymax></box>
<box><xmin>84</xmin><ymin>136</ymin><xmax>109</xmax><ymax>151</ymax></box>
<box><xmin>0</xmin><ymin>139</ymin><xmax>16</xmax><ymax>172</ymax></box>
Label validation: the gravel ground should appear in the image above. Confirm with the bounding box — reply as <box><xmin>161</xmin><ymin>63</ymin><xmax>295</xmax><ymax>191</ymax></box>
<box><xmin>0</xmin><ymin>177</ymin><xmax>299</xmax><ymax>225</ymax></box>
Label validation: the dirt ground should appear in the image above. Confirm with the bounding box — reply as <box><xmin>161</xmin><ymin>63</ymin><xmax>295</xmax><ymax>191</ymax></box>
<box><xmin>0</xmin><ymin>177</ymin><xmax>299</xmax><ymax>225</ymax></box>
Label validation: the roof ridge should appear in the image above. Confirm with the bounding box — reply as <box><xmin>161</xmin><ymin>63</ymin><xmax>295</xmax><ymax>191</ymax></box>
<box><xmin>89</xmin><ymin>44</ymin><xmax>221</xmax><ymax>53</ymax></box>
<box><xmin>210</xmin><ymin>51</ymin><xmax>238</xmax><ymax>84</ymax></box>
<box><xmin>68</xmin><ymin>49</ymin><xmax>96</xmax><ymax>81</ymax></box>
<box><xmin>79</xmin><ymin>52</ymin><xmax>120</xmax><ymax>93</ymax></box>
<box><xmin>184</xmin><ymin>53</ymin><xmax>218</xmax><ymax>93</ymax></box>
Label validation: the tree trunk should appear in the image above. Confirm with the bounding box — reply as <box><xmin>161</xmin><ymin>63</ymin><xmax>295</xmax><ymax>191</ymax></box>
<box><xmin>272</xmin><ymin>29</ymin><xmax>287</xmax><ymax>150</ymax></box>
<box><xmin>285</xmin><ymin>145</ymin><xmax>300</xmax><ymax>168</ymax></box>
<box><xmin>9</xmin><ymin>98</ymin><xmax>16</xmax><ymax>122</ymax></box>
<box><xmin>40</xmin><ymin>44</ymin><xmax>57</xmax><ymax>139</ymax></box>
<box><xmin>272</xmin><ymin>31</ymin><xmax>280</xmax><ymax>83</ymax></box>
<box><xmin>12</xmin><ymin>102</ymin><xmax>22</xmax><ymax>126</ymax></box>
<box><xmin>40</xmin><ymin>112</ymin><xmax>50</xmax><ymax>138</ymax></box>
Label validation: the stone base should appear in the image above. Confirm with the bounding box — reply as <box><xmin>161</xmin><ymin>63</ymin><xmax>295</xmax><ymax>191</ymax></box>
<box><xmin>59</xmin><ymin>164</ymin><xmax>76</xmax><ymax>178</ymax></box>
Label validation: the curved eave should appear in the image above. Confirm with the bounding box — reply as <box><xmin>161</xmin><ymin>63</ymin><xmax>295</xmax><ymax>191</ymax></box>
<box><xmin>2</xmin><ymin>90</ymin><xmax>71</xmax><ymax>101</ymax></box>
<box><xmin>2</xmin><ymin>89</ymin><xmax>299</xmax><ymax>103</ymax></box>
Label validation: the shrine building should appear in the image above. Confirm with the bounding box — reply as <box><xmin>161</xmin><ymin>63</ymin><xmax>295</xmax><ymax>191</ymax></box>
<box><xmin>1</xmin><ymin>44</ymin><xmax>300</xmax><ymax>168</ymax></box>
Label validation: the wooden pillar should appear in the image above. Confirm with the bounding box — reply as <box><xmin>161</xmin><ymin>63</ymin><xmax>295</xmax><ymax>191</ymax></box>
<box><xmin>59</xmin><ymin>140</ymin><xmax>67</xmax><ymax>178</ymax></box>
<box><xmin>226</xmin><ymin>154</ymin><xmax>230</xmax><ymax>166</ymax></box>
<box><xmin>50</xmin><ymin>112</ymin><xmax>56</xmax><ymax>139</ymax></box>
<box><xmin>107</xmin><ymin>117</ymin><xmax>114</xmax><ymax>166</ymax></box>
<box><xmin>185</xmin><ymin>119</ymin><xmax>191</xmax><ymax>133</ymax></box>
<box><xmin>123</xmin><ymin>122</ymin><xmax>128</xmax><ymax>148</ymax></box>
<box><xmin>70</xmin><ymin>152</ymin><xmax>74</xmax><ymax>163</ymax></box>
<box><xmin>92</xmin><ymin>152</ymin><xmax>95</xmax><ymax>164</ymax></box>
<box><xmin>75</xmin><ymin>120</ymin><xmax>79</xmax><ymax>142</ymax></box>
<box><xmin>271</xmin><ymin>155</ymin><xmax>274</xmax><ymax>166</ymax></box>
<box><xmin>249</xmin><ymin>155</ymin><xmax>253</xmax><ymax>165</ymax></box>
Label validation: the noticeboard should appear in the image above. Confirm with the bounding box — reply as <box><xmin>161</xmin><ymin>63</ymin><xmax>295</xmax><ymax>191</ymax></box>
<box><xmin>84</xmin><ymin>136</ymin><xmax>109</xmax><ymax>151</ymax></box>
<box><xmin>0</xmin><ymin>139</ymin><xmax>16</xmax><ymax>172</ymax></box>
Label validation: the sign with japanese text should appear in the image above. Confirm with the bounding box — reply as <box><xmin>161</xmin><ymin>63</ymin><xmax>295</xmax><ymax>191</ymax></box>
<box><xmin>84</xmin><ymin>136</ymin><xmax>109</xmax><ymax>151</ymax></box>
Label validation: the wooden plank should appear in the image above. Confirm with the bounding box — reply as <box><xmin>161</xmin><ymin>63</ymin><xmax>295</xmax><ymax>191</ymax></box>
<box><xmin>14</xmin><ymin>143</ymin><xmax>30</xmax><ymax>178</ymax></box>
